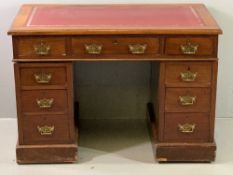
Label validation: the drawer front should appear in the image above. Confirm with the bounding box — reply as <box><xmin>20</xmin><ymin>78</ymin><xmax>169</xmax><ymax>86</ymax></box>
<box><xmin>71</xmin><ymin>36</ymin><xmax>160</xmax><ymax>58</ymax></box>
<box><xmin>19</xmin><ymin>65</ymin><xmax>67</xmax><ymax>87</ymax></box>
<box><xmin>22</xmin><ymin>115</ymin><xmax>71</xmax><ymax>144</ymax></box>
<box><xmin>165</xmin><ymin>62</ymin><xmax>212</xmax><ymax>86</ymax></box>
<box><xmin>165</xmin><ymin>88</ymin><xmax>210</xmax><ymax>112</ymax></box>
<box><xmin>15</xmin><ymin>37</ymin><xmax>66</xmax><ymax>59</ymax></box>
<box><xmin>21</xmin><ymin>90</ymin><xmax>68</xmax><ymax>113</ymax></box>
<box><xmin>164</xmin><ymin>113</ymin><xmax>210</xmax><ymax>142</ymax></box>
<box><xmin>165</xmin><ymin>37</ymin><xmax>216</xmax><ymax>57</ymax></box>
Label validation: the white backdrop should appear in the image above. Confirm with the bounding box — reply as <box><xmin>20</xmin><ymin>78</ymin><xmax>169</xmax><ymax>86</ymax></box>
<box><xmin>0</xmin><ymin>0</ymin><xmax>232</xmax><ymax>118</ymax></box>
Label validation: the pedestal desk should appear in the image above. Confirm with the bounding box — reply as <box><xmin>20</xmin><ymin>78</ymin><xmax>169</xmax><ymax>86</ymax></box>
<box><xmin>8</xmin><ymin>4</ymin><xmax>222</xmax><ymax>163</ymax></box>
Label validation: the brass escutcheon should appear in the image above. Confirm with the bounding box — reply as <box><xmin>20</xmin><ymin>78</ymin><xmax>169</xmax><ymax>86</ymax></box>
<box><xmin>34</xmin><ymin>41</ymin><xmax>51</xmax><ymax>56</ymax></box>
<box><xmin>180</xmin><ymin>41</ymin><xmax>198</xmax><ymax>55</ymax></box>
<box><xmin>85</xmin><ymin>44</ymin><xmax>102</xmax><ymax>54</ymax></box>
<box><xmin>128</xmin><ymin>44</ymin><xmax>147</xmax><ymax>54</ymax></box>
<box><xmin>180</xmin><ymin>71</ymin><xmax>197</xmax><ymax>82</ymax></box>
<box><xmin>178</xmin><ymin>123</ymin><xmax>196</xmax><ymax>133</ymax></box>
<box><xmin>36</xmin><ymin>98</ymin><xmax>54</xmax><ymax>109</ymax></box>
<box><xmin>34</xmin><ymin>72</ymin><xmax>52</xmax><ymax>84</ymax></box>
<box><xmin>179</xmin><ymin>96</ymin><xmax>196</xmax><ymax>106</ymax></box>
<box><xmin>37</xmin><ymin>125</ymin><xmax>55</xmax><ymax>135</ymax></box>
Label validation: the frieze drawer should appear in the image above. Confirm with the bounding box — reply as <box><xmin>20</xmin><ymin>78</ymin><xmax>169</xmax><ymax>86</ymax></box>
<box><xmin>14</xmin><ymin>37</ymin><xmax>67</xmax><ymax>59</ymax></box>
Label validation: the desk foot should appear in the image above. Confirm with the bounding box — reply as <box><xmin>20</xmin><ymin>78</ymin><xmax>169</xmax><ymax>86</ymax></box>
<box><xmin>16</xmin><ymin>143</ymin><xmax>78</xmax><ymax>164</ymax></box>
<box><xmin>155</xmin><ymin>142</ymin><xmax>216</xmax><ymax>162</ymax></box>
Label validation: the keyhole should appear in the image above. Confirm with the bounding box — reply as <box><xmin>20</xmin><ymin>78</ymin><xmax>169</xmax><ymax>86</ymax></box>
<box><xmin>113</xmin><ymin>40</ymin><xmax>118</xmax><ymax>45</ymax></box>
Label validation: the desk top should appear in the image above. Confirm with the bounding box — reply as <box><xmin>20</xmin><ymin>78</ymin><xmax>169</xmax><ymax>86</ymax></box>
<box><xmin>8</xmin><ymin>4</ymin><xmax>222</xmax><ymax>35</ymax></box>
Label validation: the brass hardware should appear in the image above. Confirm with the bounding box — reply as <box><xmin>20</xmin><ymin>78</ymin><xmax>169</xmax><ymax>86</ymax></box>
<box><xmin>180</xmin><ymin>71</ymin><xmax>197</xmax><ymax>82</ymax></box>
<box><xmin>85</xmin><ymin>44</ymin><xmax>102</xmax><ymax>54</ymax></box>
<box><xmin>36</xmin><ymin>98</ymin><xmax>54</xmax><ymax>108</ymax></box>
<box><xmin>113</xmin><ymin>40</ymin><xmax>119</xmax><ymax>45</ymax></box>
<box><xmin>34</xmin><ymin>72</ymin><xmax>52</xmax><ymax>84</ymax></box>
<box><xmin>179</xmin><ymin>96</ymin><xmax>196</xmax><ymax>106</ymax></box>
<box><xmin>178</xmin><ymin>123</ymin><xmax>196</xmax><ymax>133</ymax></box>
<box><xmin>37</xmin><ymin>125</ymin><xmax>54</xmax><ymax>135</ymax></box>
<box><xmin>34</xmin><ymin>42</ymin><xmax>51</xmax><ymax>56</ymax></box>
<box><xmin>180</xmin><ymin>41</ymin><xmax>199</xmax><ymax>55</ymax></box>
<box><xmin>128</xmin><ymin>44</ymin><xmax>147</xmax><ymax>54</ymax></box>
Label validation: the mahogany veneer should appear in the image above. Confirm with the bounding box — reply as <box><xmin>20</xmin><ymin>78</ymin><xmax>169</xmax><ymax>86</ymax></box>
<box><xmin>8</xmin><ymin>4</ymin><xmax>222</xmax><ymax>163</ymax></box>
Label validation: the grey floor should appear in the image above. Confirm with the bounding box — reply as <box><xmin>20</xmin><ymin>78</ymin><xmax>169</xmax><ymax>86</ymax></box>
<box><xmin>0</xmin><ymin>118</ymin><xmax>233</xmax><ymax>175</ymax></box>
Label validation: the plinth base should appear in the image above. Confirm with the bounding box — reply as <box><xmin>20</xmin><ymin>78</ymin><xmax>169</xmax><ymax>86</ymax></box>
<box><xmin>16</xmin><ymin>143</ymin><xmax>78</xmax><ymax>164</ymax></box>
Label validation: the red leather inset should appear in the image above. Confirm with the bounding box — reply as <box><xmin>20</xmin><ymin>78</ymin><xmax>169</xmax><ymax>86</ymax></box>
<box><xmin>27</xmin><ymin>5</ymin><xmax>204</xmax><ymax>28</ymax></box>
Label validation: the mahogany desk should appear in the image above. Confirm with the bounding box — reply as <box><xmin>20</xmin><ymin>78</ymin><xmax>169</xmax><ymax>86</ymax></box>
<box><xmin>8</xmin><ymin>4</ymin><xmax>222</xmax><ymax>163</ymax></box>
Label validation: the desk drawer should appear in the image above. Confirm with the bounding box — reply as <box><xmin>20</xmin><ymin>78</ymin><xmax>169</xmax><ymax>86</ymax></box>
<box><xmin>21</xmin><ymin>90</ymin><xmax>68</xmax><ymax>113</ymax></box>
<box><xmin>165</xmin><ymin>62</ymin><xmax>212</xmax><ymax>87</ymax></box>
<box><xmin>164</xmin><ymin>113</ymin><xmax>210</xmax><ymax>142</ymax></box>
<box><xmin>71</xmin><ymin>36</ymin><xmax>160</xmax><ymax>58</ymax></box>
<box><xmin>165</xmin><ymin>88</ymin><xmax>210</xmax><ymax>112</ymax></box>
<box><xmin>22</xmin><ymin>114</ymin><xmax>71</xmax><ymax>144</ymax></box>
<box><xmin>15</xmin><ymin>37</ymin><xmax>67</xmax><ymax>59</ymax></box>
<box><xmin>165</xmin><ymin>36</ymin><xmax>216</xmax><ymax>57</ymax></box>
<box><xmin>19</xmin><ymin>64</ymin><xmax>68</xmax><ymax>87</ymax></box>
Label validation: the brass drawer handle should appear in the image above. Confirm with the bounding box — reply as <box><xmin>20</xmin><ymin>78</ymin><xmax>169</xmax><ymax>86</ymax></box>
<box><xmin>36</xmin><ymin>98</ymin><xmax>54</xmax><ymax>108</ymax></box>
<box><xmin>37</xmin><ymin>125</ymin><xmax>54</xmax><ymax>135</ymax></box>
<box><xmin>178</xmin><ymin>123</ymin><xmax>196</xmax><ymax>133</ymax></box>
<box><xmin>180</xmin><ymin>42</ymin><xmax>199</xmax><ymax>55</ymax></box>
<box><xmin>179</xmin><ymin>96</ymin><xmax>196</xmax><ymax>106</ymax></box>
<box><xmin>34</xmin><ymin>72</ymin><xmax>52</xmax><ymax>84</ymax></box>
<box><xmin>85</xmin><ymin>44</ymin><xmax>102</xmax><ymax>54</ymax></box>
<box><xmin>129</xmin><ymin>44</ymin><xmax>147</xmax><ymax>54</ymax></box>
<box><xmin>34</xmin><ymin>42</ymin><xmax>51</xmax><ymax>56</ymax></box>
<box><xmin>180</xmin><ymin>71</ymin><xmax>197</xmax><ymax>82</ymax></box>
